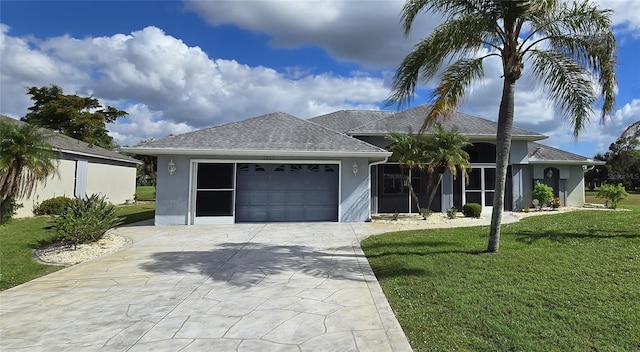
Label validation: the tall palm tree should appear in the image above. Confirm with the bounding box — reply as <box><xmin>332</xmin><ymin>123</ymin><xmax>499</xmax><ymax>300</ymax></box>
<box><xmin>423</xmin><ymin>124</ymin><xmax>472</xmax><ymax>211</ymax></box>
<box><xmin>386</xmin><ymin>131</ymin><xmax>429</xmax><ymax>217</ymax></box>
<box><xmin>389</xmin><ymin>0</ymin><xmax>616</xmax><ymax>252</ymax></box>
<box><xmin>0</xmin><ymin>119</ymin><xmax>58</xmax><ymax>223</ymax></box>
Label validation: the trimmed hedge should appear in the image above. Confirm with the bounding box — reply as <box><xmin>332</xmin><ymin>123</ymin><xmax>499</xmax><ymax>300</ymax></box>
<box><xmin>33</xmin><ymin>196</ymin><xmax>74</xmax><ymax>215</ymax></box>
<box><xmin>462</xmin><ymin>203</ymin><xmax>482</xmax><ymax>218</ymax></box>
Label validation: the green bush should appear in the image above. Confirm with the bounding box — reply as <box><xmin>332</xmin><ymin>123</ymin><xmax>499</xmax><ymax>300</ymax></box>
<box><xmin>1</xmin><ymin>197</ymin><xmax>23</xmax><ymax>224</ymax></box>
<box><xmin>596</xmin><ymin>183</ymin><xmax>629</xmax><ymax>209</ymax></box>
<box><xmin>33</xmin><ymin>196</ymin><xmax>74</xmax><ymax>215</ymax></box>
<box><xmin>532</xmin><ymin>181</ymin><xmax>554</xmax><ymax>208</ymax></box>
<box><xmin>462</xmin><ymin>203</ymin><xmax>482</xmax><ymax>218</ymax></box>
<box><xmin>446</xmin><ymin>207</ymin><xmax>458</xmax><ymax>219</ymax></box>
<box><xmin>55</xmin><ymin>194</ymin><xmax>123</xmax><ymax>248</ymax></box>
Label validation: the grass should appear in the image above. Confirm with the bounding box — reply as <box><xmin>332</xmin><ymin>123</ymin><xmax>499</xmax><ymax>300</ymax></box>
<box><xmin>362</xmin><ymin>205</ymin><xmax>640</xmax><ymax>351</ymax></box>
<box><xmin>136</xmin><ymin>185</ymin><xmax>156</xmax><ymax>201</ymax></box>
<box><xmin>0</xmin><ymin>217</ymin><xmax>63</xmax><ymax>291</ymax></box>
<box><xmin>0</xmin><ymin>202</ymin><xmax>155</xmax><ymax>291</ymax></box>
<box><xmin>586</xmin><ymin>189</ymin><xmax>640</xmax><ymax>207</ymax></box>
<box><xmin>117</xmin><ymin>202</ymin><xmax>155</xmax><ymax>224</ymax></box>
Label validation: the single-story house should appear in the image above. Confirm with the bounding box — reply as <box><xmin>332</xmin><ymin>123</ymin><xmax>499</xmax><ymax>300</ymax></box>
<box><xmin>123</xmin><ymin>104</ymin><xmax>602</xmax><ymax>225</ymax></box>
<box><xmin>1</xmin><ymin>116</ymin><xmax>141</xmax><ymax>217</ymax></box>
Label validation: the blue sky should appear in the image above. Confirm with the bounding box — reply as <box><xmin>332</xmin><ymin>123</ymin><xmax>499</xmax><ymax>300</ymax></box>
<box><xmin>1</xmin><ymin>0</ymin><xmax>638</xmax><ymax>157</ymax></box>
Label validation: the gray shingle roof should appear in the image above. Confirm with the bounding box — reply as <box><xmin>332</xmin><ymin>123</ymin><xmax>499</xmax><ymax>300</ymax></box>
<box><xmin>348</xmin><ymin>104</ymin><xmax>546</xmax><ymax>140</ymax></box>
<box><xmin>308</xmin><ymin>110</ymin><xmax>395</xmax><ymax>133</ymax></box>
<box><xmin>528</xmin><ymin>142</ymin><xmax>603</xmax><ymax>164</ymax></box>
<box><xmin>0</xmin><ymin>115</ymin><xmax>140</xmax><ymax>165</ymax></box>
<box><xmin>128</xmin><ymin>112</ymin><xmax>389</xmax><ymax>156</ymax></box>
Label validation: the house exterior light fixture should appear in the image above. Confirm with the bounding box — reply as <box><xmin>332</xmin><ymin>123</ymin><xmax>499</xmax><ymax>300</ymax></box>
<box><xmin>352</xmin><ymin>161</ymin><xmax>358</xmax><ymax>176</ymax></box>
<box><xmin>168</xmin><ymin>159</ymin><xmax>177</xmax><ymax>175</ymax></box>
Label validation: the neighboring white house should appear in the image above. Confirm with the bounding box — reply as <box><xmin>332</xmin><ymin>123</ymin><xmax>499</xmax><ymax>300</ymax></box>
<box><xmin>123</xmin><ymin>104</ymin><xmax>603</xmax><ymax>226</ymax></box>
<box><xmin>1</xmin><ymin>116</ymin><xmax>141</xmax><ymax>218</ymax></box>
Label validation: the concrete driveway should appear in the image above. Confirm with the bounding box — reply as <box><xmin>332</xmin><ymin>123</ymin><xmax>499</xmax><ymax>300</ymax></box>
<box><xmin>0</xmin><ymin>222</ymin><xmax>418</xmax><ymax>351</ymax></box>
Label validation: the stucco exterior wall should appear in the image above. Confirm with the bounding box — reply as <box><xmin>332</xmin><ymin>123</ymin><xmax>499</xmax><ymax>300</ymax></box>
<box><xmin>14</xmin><ymin>157</ymin><xmax>137</xmax><ymax>218</ymax></box>
<box><xmin>522</xmin><ymin>164</ymin><xmax>585</xmax><ymax>208</ymax></box>
<box><xmin>14</xmin><ymin>159</ymin><xmax>76</xmax><ymax>218</ymax></box>
<box><xmin>509</xmin><ymin>141</ymin><xmax>529</xmax><ymax>164</ymax></box>
<box><xmin>565</xmin><ymin>165</ymin><xmax>586</xmax><ymax>206</ymax></box>
<box><xmin>521</xmin><ymin>165</ymin><xmax>534</xmax><ymax>208</ymax></box>
<box><xmin>155</xmin><ymin>155</ymin><xmax>192</xmax><ymax>225</ymax></box>
<box><xmin>340</xmin><ymin>158</ymin><xmax>371</xmax><ymax>222</ymax></box>
<box><xmin>85</xmin><ymin>163</ymin><xmax>137</xmax><ymax>204</ymax></box>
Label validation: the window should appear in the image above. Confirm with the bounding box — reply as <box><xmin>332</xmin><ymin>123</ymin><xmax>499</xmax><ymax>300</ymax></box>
<box><xmin>196</xmin><ymin>163</ymin><xmax>234</xmax><ymax>217</ymax></box>
<box><xmin>383</xmin><ymin>164</ymin><xmax>404</xmax><ymax>194</ymax></box>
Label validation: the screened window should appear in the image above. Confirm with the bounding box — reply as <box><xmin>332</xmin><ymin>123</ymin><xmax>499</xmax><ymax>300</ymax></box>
<box><xmin>195</xmin><ymin>163</ymin><xmax>234</xmax><ymax>217</ymax></box>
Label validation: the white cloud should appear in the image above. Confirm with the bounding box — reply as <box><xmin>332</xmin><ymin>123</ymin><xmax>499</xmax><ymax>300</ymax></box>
<box><xmin>539</xmin><ymin>99</ymin><xmax>640</xmax><ymax>157</ymax></box>
<box><xmin>184</xmin><ymin>0</ymin><xmax>440</xmax><ymax>68</ymax></box>
<box><xmin>109</xmin><ymin>104</ymin><xmax>195</xmax><ymax>146</ymax></box>
<box><xmin>596</xmin><ymin>0</ymin><xmax>640</xmax><ymax>35</ymax></box>
<box><xmin>0</xmin><ymin>25</ymin><xmax>389</xmax><ymax>144</ymax></box>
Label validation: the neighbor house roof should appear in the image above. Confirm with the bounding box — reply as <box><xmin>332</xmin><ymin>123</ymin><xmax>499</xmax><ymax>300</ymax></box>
<box><xmin>308</xmin><ymin>110</ymin><xmax>395</xmax><ymax>134</ymax></box>
<box><xmin>528</xmin><ymin>142</ymin><xmax>604</xmax><ymax>165</ymax></box>
<box><xmin>346</xmin><ymin>104</ymin><xmax>546</xmax><ymax>141</ymax></box>
<box><xmin>123</xmin><ymin>112</ymin><xmax>391</xmax><ymax>159</ymax></box>
<box><xmin>0</xmin><ymin>115</ymin><xmax>140</xmax><ymax>165</ymax></box>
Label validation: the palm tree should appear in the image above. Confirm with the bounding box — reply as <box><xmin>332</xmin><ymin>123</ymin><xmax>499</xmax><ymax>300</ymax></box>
<box><xmin>0</xmin><ymin>118</ymin><xmax>58</xmax><ymax>223</ymax></box>
<box><xmin>423</xmin><ymin>124</ymin><xmax>472</xmax><ymax>212</ymax></box>
<box><xmin>621</xmin><ymin>121</ymin><xmax>640</xmax><ymax>141</ymax></box>
<box><xmin>386</xmin><ymin>131</ymin><xmax>429</xmax><ymax>217</ymax></box>
<box><xmin>389</xmin><ymin>0</ymin><xmax>616</xmax><ymax>252</ymax></box>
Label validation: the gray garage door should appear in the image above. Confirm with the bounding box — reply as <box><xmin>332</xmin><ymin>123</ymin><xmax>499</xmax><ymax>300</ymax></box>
<box><xmin>235</xmin><ymin>163</ymin><xmax>339</xmax><ymax>222</ymax></box>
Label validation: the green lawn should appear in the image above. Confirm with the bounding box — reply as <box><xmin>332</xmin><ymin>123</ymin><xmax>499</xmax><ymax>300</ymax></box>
<box><xmin>0</xmin><ymin>203</ymin><xmax>155</xmax><ymax>291</ymax></box>
<box><xmin>362</xmin><ymin>206</ymin><xmax>640</xmax><ymax>351</ymax></box>
<box><xmin>116</xmin><ymin>202</ymin><xmax>155</xmax><ymax>224</ymax></box>
<box><xmin>136</xmin><ymin>186</ymin><xmax>156</xmax><ymax>201</ymax></box>
<box><xmin>586</xmin><ymin>189</ymin><xmax>640</xmax><ymax>207</ymax></box>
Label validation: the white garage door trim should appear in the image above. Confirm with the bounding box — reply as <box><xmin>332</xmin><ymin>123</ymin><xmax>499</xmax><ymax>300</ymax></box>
<box><xmin>189</xmin><ymin>159</ymin><xmax>342</xmax><ymax>225</ymax></box>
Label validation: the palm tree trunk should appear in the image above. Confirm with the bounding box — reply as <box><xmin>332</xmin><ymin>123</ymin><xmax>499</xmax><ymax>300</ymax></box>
<box><xmin>425</xmin><ymin>172</ymin><xmax>444</xmax><ymax>212</ymax></box>
<box><xmin>405</xmin><ymin>169</ymin><xmax>423</xmax><ymax>218</ymax></box>
<box><xmin>488</xmin><ymin>78</ymin><xmax>516</xmax><ymax>253</ymax></box>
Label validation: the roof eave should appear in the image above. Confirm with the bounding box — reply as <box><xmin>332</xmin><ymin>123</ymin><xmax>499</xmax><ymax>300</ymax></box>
<box><xmin>121</xmin><ymin>147</ymin><xmax>392</xmax><ymax>159</ymax></box>
<box><xmin>348</xmin><ymin>132</ymin><xmax>547</xmax><ymax>142</ymax></box>
<box><xmin>56</xmin><ymin>148</ymin><xmax>142</xmax><ymax>165</ymax></box>
<box><xmin>528</xmin><ymin>159</ymin><xmax>606</xmax><ymax>165</ymax></box>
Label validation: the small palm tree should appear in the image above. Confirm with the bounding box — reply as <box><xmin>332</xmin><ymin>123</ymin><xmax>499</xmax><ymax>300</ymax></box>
<box><xmin>389</xmin><ymin>0</ymin><xmax>616</xmax><ymax>252</ymax></box>
<box><xmin>0</xmin><ymin>119</ymin><xmax>58</xmax><ymax>223</ymax></box>
<box><xmin>386</xmin><ymin>131</ymin><xmax>429</xmax><ymax>217</ymax></box>
<box><xmin>423</xmin><ymin>124</ymin><xmax>472</xmax><ymax>211</ymax></box>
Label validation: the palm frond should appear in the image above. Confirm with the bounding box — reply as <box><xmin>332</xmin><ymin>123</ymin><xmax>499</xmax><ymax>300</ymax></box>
<box><xmin>0</xmin><ymin>120</ymin><xmax>58</xmax><ymax>201</ymax></box>
<box><xmin>526</xmin><ymin>0</ymin><xmax>617</xmax><ymax>119</ymax></box>
<box><xmin>528</xmin><ymin>49</ymin><xmax>595</xmax><ymax>137</ymax></box>
<box><xmin>401</xmin><ymin>0</ymin><xmax>487</xmax><ymax>34</ymax></box>
<box><xmin>621</xmin><ymin>121</ymin><xmax>640</xmax><ymax>141</ymax></box>
<box><xmin>421</xmin><ymin>56</ymin><xmax>492</xmax><ymax>132</ymax></box>
<box><xmin>388</xmin><ymin>13</ymin><xmax>499</xmax><ymax>108</ymax></box>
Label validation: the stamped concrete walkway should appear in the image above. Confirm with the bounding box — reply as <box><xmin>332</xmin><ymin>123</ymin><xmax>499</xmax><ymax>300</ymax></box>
<box><xmin>0</xmin><ymin>216</ymin><xmax>518</xmax><ymax>351</ymax></box>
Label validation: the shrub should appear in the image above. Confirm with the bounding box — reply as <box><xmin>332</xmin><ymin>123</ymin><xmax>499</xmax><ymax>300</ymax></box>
<box><xmin>419</xmin><ymin>208</ymin><xmax>431</xmax><ymax>219</ymax></box>
<box><xmin>1</xmin><ymin>197</ymin><xmax>23</xmax><ymax>224</ymax></box>
<box><xmin>446</xmin><ymin>207</ymin><xmax>458</xmax><ymax>219</ymax></box>
<box><xmin>462</xmin><ymin>203</ymin><xmax>482</xmax><ymax>218</ymax></box>
<box><xmin>55</xmin><ymin>194</ymin><xmax>123</xmax><ymax>248</ymax></box>
<box><xmin>596</xmin><ymin>183</ymin><xmax>629</xmax><ymax>209</ymax></box>
<box><xmin>33</xmin><ymin>196</ymin><xmax>74</xmax><ymax>215</ymax></box>
<box><xmin>532</xmin><ymin>181</ymin><xmax>554</xmax><ymax>208</ymax></box>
